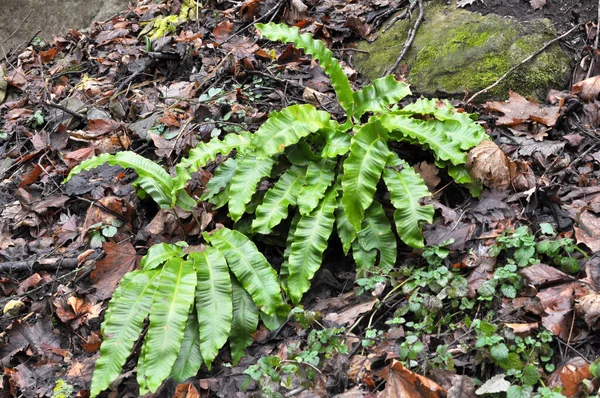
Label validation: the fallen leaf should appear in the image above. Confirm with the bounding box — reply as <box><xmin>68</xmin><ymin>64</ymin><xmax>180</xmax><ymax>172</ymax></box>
<box><xmin>414</xmin><ymin>161</ymin><xmax>441</xmax><ymax>192</ymax></box>
<box><xmin>457</xmin><ymin>0</ymin><xmax>477</xmax><ymax>7</ymax></box>
<box><xmin>89</xmin><ymin>241</ymin><xmax>137</xmax><ymax>301</ymax></box>
<box><xmin>485</xmin><ymin>91</ymin><xmax>560</xmax><ymax>127</ymax></box>
<box><xmin>537</xmin><ymin>283</ymin><xmax>575</xmax><ymax>340</ymax></box>
<box><xmin>530</xmin><ymin>0</ymin><xmax>546</xmax><ymax>9</ymax></box>
<box><xmin>213</xmin><ymin>20</ymin><xmax>234</xmax><ymax>42</ymax></box>
<box><xmin>0</xmin><ymin>65</ymin><xmax>6</xmax><ymax>104</ymax></box>
<box><xmin>575</xmin><ymin>210</ymin><xmax>600</xmax><ymax>253</ymax></box>
<box><xmin>447</xmin><ymin>375</ymin><xmax>476</xmax><ymax>398</ymax></box>
<box><xmin>174</xmin><ymin>383</ymin><xmax>201</xmax><ymax>398</ymax></box>
<box><xmin>82</xmin><ymin>331</ymin><xmax>103</xmax><ymax>354</ymax></box>
<box><xmin>576</xmin><ymin>292</ymin><xmax>600</xmax><ymax>329</ymax></box>
<box><xmin>466</xmin><ymin>140</ymin><xmax>510</xmax><ymax>189</ymax></box>
<box><xmin>547</xmin><ymin>357</ymin><xmax>590</xmax><ymax>397</ymax></box>
<box><xmin>505</xmin><ymin>322</ymin><xmax>539</xmax><ymax>335</ymax></box>
<box><xmin>572</xmin><ymin>75</ymin><xmax>600</xmax><ymax>101</ymax></box>
<box><xmin>323</xmin><ymin>298</ymin><xmax>378</xmax><ymax>325</ymax></box>
<box><xmin>379</xmin><ymin>360</ymin><xmax>445</xmax><ymax>398</ymax></box>
<box><xmin>0</xmin><ymin>316</ymin><xmax>62</xmax><ymax>364</ymax></box>
<box><xmin>519</xmin><ymin>263</ymin><xmax>570</xmax><ymax>288</ymax></box>
<box><xmin>17</xmin><ymin>273</ymin><xmax>43</xmax><ymax>294</ymax></box>
<box><xmin>475</xmin><ymin>373</ymin><xmax>510</xmax><ymax>395</ymax></box>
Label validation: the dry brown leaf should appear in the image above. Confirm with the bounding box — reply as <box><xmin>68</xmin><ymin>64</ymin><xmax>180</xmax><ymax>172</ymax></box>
<box><xmin>485</xmin><ymin>91</ymin><xmax>560</xmax><ymax>126</ymax></box>
<box><xmin>529</xmin><ymin>0</ymin><xmax>546</xmax><ymax>9</ymax></box>
<box><xmin>414</xmin><ymin>161</ymin><xmax>441</xmax><ymax>192</ymax></box>
<box><xmin>505</xmin><ymin>322</ymin><xmax>539</xmax><ymax>335</ymax></box>
<box><xmin>466</xmin><ymin>140</ymin><xmax>510</xmax><ymax>189</ymax></box>
<box><xmin>89</xmin><ymin>241</ymin><xmax>137</xmax><ymax>301</ymax></box>
<box><xmin>547</xmin><ymin>357</ymin><xmax>590</xmax><ymax>397</ymax></box>
<box><xmin>519</xmin><ymin>263</ymin><xmax>570</xmax><ymax>288</ymax></box>
<box><xmin>572</xmin><ymin>75</ymin><xmax>600</xmax><ymax>101</ymax></box>
<box><xmin>576</xmin><ymin>292</ymin><xmax>600</xmax><ymax>329</ymax></box>
<box><xmin>173</xmin><ymin>383</ymin><xmax>201</xmax><ymax>398</ymax></box>
<box><xmin>323</xmin><ymin>298</ymin><xmax>378</xmax><ymax>325</ymax></box>
<box><xmin>537</xmin><ymin>283</ymin><xmax>575</xmax><ymax>340</ymax></box>
<box><xmin>575</xmin><ymin>210</ymin><xmax>600</xmax><ymax>253</ymax></box>
<box><xmin>378</xmin><ymin>360</ymin><xmax>445</xmax><ymax>398</ymax></box>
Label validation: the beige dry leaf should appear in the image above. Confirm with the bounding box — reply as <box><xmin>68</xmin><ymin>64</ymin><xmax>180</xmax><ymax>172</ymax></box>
<box><xmin>0</xmin><ymin>64</ymin><xmax>7</xmax><ymax>104</ymax></box>
<box><xmin>547</xmin><ymin>357</ymin><xmax>590</xmax><ymax>397</ymax></box>
<box><xmin>575</xmin><ymin>210</ymin><xmax>600</xmax><ymax>253</ymax></box>
<box><xmin>466</xmin><ymin>140</ymin><xmax>511</xmax><ymax>189</ymax></box>
<box><xmin>529</xmin><ymin>0</ymin><xmax>546</xmax><ymax>9</ymax></box>
<box><xmin>379</xmin><ymin>360</ymin><xmax>446</xmax><ymax>398</ymax></box>
<box><xmin>576</xmin><ymin>292</ymin><xmax>600</xmax><ymax>329</ymax></box>
<box><xmin>485</xmin><ymin>91</ymin><xmax>560</xmax><ymax>126</ymax></box>
<box><xmin>572</xmin><ymin>75</ymin><xmax>600</xmax><ymax>101</ymax></box>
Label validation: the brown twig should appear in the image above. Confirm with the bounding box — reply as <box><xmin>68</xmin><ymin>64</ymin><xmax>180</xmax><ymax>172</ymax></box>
<box><xmin>383</xmin><ymin>0</ymin><xmax>424</xmax><ymax>77</ymax></box>
<box><xmin>44</xmin><ymin>100</ymin><xmax>86</xmax><ymax>120</ymax></box>
<box><xmin>383</xmin><ymin>0</ymin><xmax>417</xmax><ymax>33</ymax></box>
<box><xmin>466</xmin><ymin>24</ymin><xmax>581</xmax><ymax>104</ymax></box>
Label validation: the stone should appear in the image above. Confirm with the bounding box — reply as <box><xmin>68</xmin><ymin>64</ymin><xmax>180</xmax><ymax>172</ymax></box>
<box><xmin>354</xmin><ymin>1</ymin><xmax>572</xmax><ymax>101</ymax></box>
<box><xmin>0</xmin><ymin>0</ymin><xmax>130</xmax><ymax>51</ymax></box>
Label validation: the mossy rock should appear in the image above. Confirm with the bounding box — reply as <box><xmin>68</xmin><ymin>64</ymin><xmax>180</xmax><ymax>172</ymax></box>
<box><xmin>354</xmin><ymin>1</ymin><xmax>572</xmax><ymax>100</ymax></box>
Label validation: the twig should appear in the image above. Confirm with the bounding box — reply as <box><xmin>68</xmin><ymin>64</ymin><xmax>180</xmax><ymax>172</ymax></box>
<box><xmin>44</xmin><ymin>101</ymin><xmax>86</xmax><ymax>120</ymax></box>
<box><xmin>586</xmin><ymin>0</ymin><xmax>600</xmax><ymax>79</ymax></box>
<box><xmin>0</xmin><ymin>10</ymin><xmax>34</xmax><ymax>46</ymax></box>
<box><xmin>0</xmin><ymin>257</ymin><xmax>79</xmax><ymax>272</ymax></box>
<box><xmin>113</xmin><ymin>58</ymin><xmax>154</xmax><ymax>97</ymax></box>
<box><xmin>383</xmin><ymin>0</ymin><xmax>424</xmax><ymax>77</ymax></box>
<box><xmin>466</xmin><ymin>24</ymin><xmax>581</xmax><ymax>104</ymax></box>
<box><xmin>383</xmin><ymin>1</ymin><xmax>417</xmax><ymax>33</ymax></box>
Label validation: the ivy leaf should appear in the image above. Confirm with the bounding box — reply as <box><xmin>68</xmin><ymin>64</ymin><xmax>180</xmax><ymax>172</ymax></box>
<box><xmin>522</xmin><ymin>364</ymin><xmax>541</xmax><ymax>386</ymax></box>
<box><xmin>491</xmin><ymin>343</ymin><xmax>509</xmax><ymax>361</ymax></box>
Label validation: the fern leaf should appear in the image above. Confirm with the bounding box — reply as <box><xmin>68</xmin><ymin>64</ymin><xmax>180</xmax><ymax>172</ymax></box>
<box><xmin>252</xmin><ymin>165</ymin><xmax>307</xmax><ymax>234</ymax></box>
<box><xmin>378</xmin><ymin>114</ymin><xmax>468</xmax><ymax>165</ymax></box>
<box><xmin>335</xmin><ymin>196</ymin><xmax>357</xmax><ymax>255</ymax></box>
<box><xmin>228</xmin><ymin>153</ymin><xmax>276</xmax><ymax>221</ymax></box>
<box><xmin>140</xmin><ymin>243</ymin><xmax>185</xmax><ymax>271</ymax></box>
<box><xmin>250</xmin><ymin>104</ymin><xmax>334</xmax><ymax>159</ymax></box>
<box><xmin>137</xmin><ymin>257</ymin><xmax>197</xmax><ymax>394</ymax></box>
<box><xmin>91</xmin><ymin>270</ymin><xmax>160</xmax><ymax>398</ymax></box>
<box><xmin>321</xmin><ymin>128</ymin><xmax>351</xmax><ymax>158</ymax></box>
<box><xmin>260</xmin><ymin>310</ymin><xmax>288</xmax><ymax>331</ymax></box>
<box><xmin>280</xmin><ymin>212</ymin><xmax>301</xmax><ymax>292</ymax></box>
<box><xmin>287</xmin><ymin>186</ymin><xmax>338</xmax><ymax>304</ymax></box>
<box><xmin>382</xmin><ymin>157</ymin><xmax>434</xmax><ymax>248</ymax></box>
<box><xmin>256</xmin><ymin>23</ymin><xmax>355</xmax><ymax>115</ymax></box>
<box><xmin>178</xmin><ymin>132</ymin><xmax>251</xmax><ymax>173</ymax></box>
<box><xmin>230</xmin><ymin>279</ymin><xmax>259</xmax><ymax>364</ymax></box>
<box><xmin>352</xmin><ymin>240</ymin><xmax>377</xmax><ymax>273</ymax></box>
<box><xmin>64</xmin><ymin>152</ymin><xmax>175</xmax><ymax>208</ymax></box>
<box><xmin>285</xmin><ymin>142</ymin><xmax>321</xmax><ymax>166</ymax></box>
<box><xmin>436</xmin><ymin>160</ymin><xmax>483</xmax><ymax>197</ymax></box>
<box><xmin>205</xmin><ymin>228</ymin><xmax>285</xmax><ymax>315</ymax></box>
<box><xmin>189</xmin><ymin>248</ymin><xmax>233</xmax><ymax>369</ymax></box>
<box><xmin>352</xmin><ymin>75</ymin><xmax>411</xmax><ymax>119</ymax></box>
<box><xmin>200</xmin><ymin>158</ymin><xmax>237</xmax><ymax>201</ymax></box>
<box><xmin>342</xmin><ymin>120</ymin><xmax>390</xmax><ymax>231</ymax></box>
<box><xmin>398</xmin><ymin>98</ymin><xmax>486</xmax><ymax>149</ymax></box>
<box><xmin>169</xmin><ymin>311</ymin><xmax>202</xmax><ymax>382</ymax></box>
<box><xmin>357</xmin><ymin>201</ymin><xmax>397</xmax><ymax>272</ymax></box>
<box><xmin>297</xmin><ymin>158</ymin><xmax>337</xmax><ymax>216</ymax></box>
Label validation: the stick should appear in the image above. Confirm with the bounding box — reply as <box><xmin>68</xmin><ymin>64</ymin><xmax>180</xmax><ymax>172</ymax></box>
<box><xmin>466</xmin><ymin>24</ymin><xmax>581</xmax><ymax>104</ymax></box>
<box><xmin>383</xmin><ymin>0</ymin><xmax>424</xmax><ymax>77</ymax></box>
<box><xmin>0</xmin><ymin>257</ymin><xmax>80</xmax><ymax>272</ymax></box>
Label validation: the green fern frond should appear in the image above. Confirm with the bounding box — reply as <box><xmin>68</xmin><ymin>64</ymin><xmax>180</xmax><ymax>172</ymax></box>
<box><xmin>342</xmin><ymin>120</ymin><xmax>391</xmax><ymax>231</ymax></box>
<box><xmin>230</xmin><ymin>279</ymin><xmax>259</xmax><ymax>364</ymax></box>
<box><xmin>256</xmin><ymin>23</ymin><xmax>355</xmax><ymax>115</ymax></box>
<box><xmin>190</xmin><ymin>248</ymin><xmax>232</xmax><ymax>369</ymax></box>
<box><xmin>169</xmin><ymin>311</ymin><xmax>202</xmax><ymax>382</ymax></box>
<box><xmin>228</xmin><ymin>153</ymin><xmax>276</xmax><ymax>221</ymax></box>
<box><xmin>250</xmin><ymin>104</ymin><xmax>335</xmax><ymax>159</ymax></box>
<box><xmin>297</xmin><ymin>158</ymin><xmax>337</xmax><ymax>216</ymax></box>
<box><xmin>252</xmin><ymin>165</ymin><xmax>307</xmax><ymax>234</ymax></box>
<box><xmin>356</xmin><ymin>201</ymin><xmax>397</xmax><ymax>273</ymax></box>
<box><xmin>382</xmin><ymin>156</ymin><xmax>434</xmax><ymax>249</ymax></box>
<box><xmin>140</xmin><ymin>243</ymin><xmax>185</xmax><ymax>270</ymax></box>
<box><xmin>321</xmin><ymin>128</ymin><xmax>351</xmax><ymax>158</ymax></box>
<box><xmin>137</xmin><ymin>257</ymin><xmax>197</xmax><ymax>394</ymax></box>
<box><xmin>351</xmin><ymin>240</ymin><xmax>377</xmax><ymax>271</ymax></box>
<box><xmin>352</xmin><ymin>75</ymin><xmax>411</xmax><ymax>119</ymax></box>
<box><xmin>205</xmin><ymin>228</ymin><xmax>285</xmax><ymax>315</ymax></box>
<box><xmin>335</xmin><ymin>195</ymin><xmax>357</xmax><ymax>256</ymax></box>
<box><xmin>200</xmin><ymin>158</ymin><xmax>237</xmax><ymax>201</ymax></box>
<box><xmin>287</xmin><ymin>186</ymin><xmax>338</xmax><ymax>304</ymax></box>
<box><xmin>280</xmin><ymin>212</ymin><xmax>301</xmax><ymax>292</ymax></box>
<box><xmin>178</xmin><ymin>132</ymin><xmax>251</xmax><ymax>173</ymax></box>
<box><xmin>91</xmin><ymin>270</ymin><xmax>160</xmax><ymax>398</ymax></box>
<box><xmin>378</xmin><ymin>114</ymin><xmax>467</xmax><ymax>165</ymax></box>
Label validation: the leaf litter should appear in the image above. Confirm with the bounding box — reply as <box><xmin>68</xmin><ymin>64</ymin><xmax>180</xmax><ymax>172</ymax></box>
<box><xmin>0</xmin><ymin>0</ymin><xmax>599</xmax><ymax>396</ymax></box>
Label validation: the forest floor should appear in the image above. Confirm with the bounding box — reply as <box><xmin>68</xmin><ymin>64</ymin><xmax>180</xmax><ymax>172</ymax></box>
<box><xmin>1</xmin><ymin>0</ymin><xmax>600</xmax><ymax>397</ymax></box>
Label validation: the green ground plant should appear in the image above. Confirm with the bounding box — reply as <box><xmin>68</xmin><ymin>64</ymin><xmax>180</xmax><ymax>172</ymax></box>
<box><xmin>63</xmin><ymin>22</ymin><xmax>487</xmax><ymax>396</ymax></box>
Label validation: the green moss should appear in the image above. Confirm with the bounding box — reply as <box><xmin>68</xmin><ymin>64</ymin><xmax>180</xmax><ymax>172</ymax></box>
<box><xmin>52</xmin><ymin>379</ymin><xmax>74</xmax><ymax>398</ymax></box>
<box><xmin>354</xmin><ymin>1</ymin><xmax>571</xmax><ymax>100</ymax></box>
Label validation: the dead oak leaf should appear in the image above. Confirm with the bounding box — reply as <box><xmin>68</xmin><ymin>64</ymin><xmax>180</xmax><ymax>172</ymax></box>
<box><xmin>466</xmin><ymin>140</ymin><xmax>510</xmax><ymax>189</ymax></box>
<box><xmin>519</xmin><ymin>263</ymin><xmax>570</xmax><ymax>288</ymax></box>
<box><xmin>572</xmin><ymin>75</ymin><xmax>600</xmax><ymax>101</ymax></box>
<box><xmin>90</xmin><ymin>241</ymin><xmax>137</xmax><ymax>301</ymax></box>
<box><xmin>485</xmin><ymin>91</ymin><xmax>560</xmax><ymax>127</ymax></box>
<box><xmin>537</xmin><ymin>283</ymin><xmax>575</xmax><ymax>340</ymax></box>
<box><xmin>378</xmin><ymin>360</ymin><xmax>445</xmax><ymax>398</ymax></box>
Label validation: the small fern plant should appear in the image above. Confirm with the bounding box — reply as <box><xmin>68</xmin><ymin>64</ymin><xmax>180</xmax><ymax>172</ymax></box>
<box><xmin>173</xmin><ymin>22</ymin><xmax>486</xmax><ymax>303</ymax></box>
<box><xmin>88</xmin><ymin>228</ymin><xmax>287</xmax><ymax>397</ymax></box>
<box><xmin>63</xmin><ymin>22</ymin><xmax>487</xmax><ymax>396</ymax></box>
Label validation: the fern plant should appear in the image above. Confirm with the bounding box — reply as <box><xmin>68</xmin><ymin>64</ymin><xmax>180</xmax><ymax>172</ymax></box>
<box><xmin>176</xmin><ymin>23</ymin><xmax>486</xmax><ymax>303</ymax></box>
<box><xmin>64</xmin><ymin>22</ymin><xmax>487</xmax><ymax>396</ymax></box>
<box><xmin>89</xmin><ymin>228</ymin><xmax>287</xmax><ymax>397</ymax></box>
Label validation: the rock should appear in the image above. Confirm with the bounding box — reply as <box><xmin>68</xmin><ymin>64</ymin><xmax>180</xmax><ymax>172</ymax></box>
<box><xmin>354</xmin><ymin>1</ymin><xmax>572</xmax><ymax>101</ymax></box>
